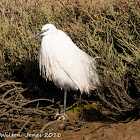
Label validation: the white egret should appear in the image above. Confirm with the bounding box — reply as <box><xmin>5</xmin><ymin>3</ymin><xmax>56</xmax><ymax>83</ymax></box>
<box><xmin>32</xmin><ymin>24</ymin><xmax>100</xmax><ymax>117</ymax></box>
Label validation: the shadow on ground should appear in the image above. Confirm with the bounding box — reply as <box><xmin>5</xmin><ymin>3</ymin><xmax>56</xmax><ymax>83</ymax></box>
<box><xmin>10</xmin><ymin>58</ymin><xmax>108</xmax><ymax>123</ymax></box>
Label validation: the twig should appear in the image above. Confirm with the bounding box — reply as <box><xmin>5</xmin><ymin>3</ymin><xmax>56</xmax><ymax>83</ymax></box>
<box><xmin>18</xmin><ymin>117</ymin><xmax>32</xmax><ymax>134</ymax></box>
<box><xmin>0</xmin><ymin>81</ymin><xmax>22</xmax><ymax>88</ymax></box>
<box><xmin>1</xmin><ymin>117</ymin><xmax>27</xmax><ymax>123</ymax></box>
<box><xmin>40</xmin><ymin>120</ymin><xmax>61</xmax><ymax>133</ymax></box>
<box><xmin>2</xmin><ymin>87</ymin><xmax>26</xmax><ymax>99</ymax></box>
<box><xmin>21</xmin><ymin>98</ymin><xmax>54</xmax><ymax>107</ymax></box>
<box><xmin>0</xmin><ymin>108</ymin><xmax>14</xmax><ymax>117</ymax></box>
<box><xmin>25</xmin><ymin>108</ymin><xmax>49</xmax><ymax>116</ymax></box>
<box><xmin>87</xmin><ymin>124</ymin><xmax>111</xmax><ymax>134</ymax></box>
<box><xmin>61</xmin><ymin>101</ymin><xmax>78</xmax><ymax>113</ymax></box>
<box><xmin>0</xmin><ymin>99</ymin><xmax>20</xmax><ymax>108</ymax></box>
<box><xmin>97</xmin><ymin>91</ymin><xmax>121</xmax><ymax>112</ymax></box>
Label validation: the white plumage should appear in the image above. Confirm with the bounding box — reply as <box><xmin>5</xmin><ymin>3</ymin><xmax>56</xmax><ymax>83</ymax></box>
<box><xmin>32</xmin><ymin>24</ymin><xmax>100</xmax><ymax>116</ymax></box>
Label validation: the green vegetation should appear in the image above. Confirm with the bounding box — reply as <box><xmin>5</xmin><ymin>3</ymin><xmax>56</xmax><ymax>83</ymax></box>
<box><xmin>0</xmin><ymin>0</ymin><xmax>139</xmax><ymax>118</ymax></box>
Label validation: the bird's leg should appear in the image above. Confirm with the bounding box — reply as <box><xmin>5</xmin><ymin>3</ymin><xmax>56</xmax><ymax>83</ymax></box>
<box><xmin>54</xmin><ymin>90</ymin><xmax>67</xmax><ymax>121</ymax></box>
<box><xmin>63</xmin><ymin>90</ymin><xmax>67</xmax><ymax>115</ymax></box>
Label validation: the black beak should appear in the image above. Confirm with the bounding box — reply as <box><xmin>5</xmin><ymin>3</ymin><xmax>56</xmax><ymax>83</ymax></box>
<box><xmin>31</xmin><ymin>30</ymin><xmax>46</xmax><ymax>40</ymax></box>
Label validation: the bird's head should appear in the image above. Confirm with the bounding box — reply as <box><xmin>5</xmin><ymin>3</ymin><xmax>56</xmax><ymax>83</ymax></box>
<box><xmin>31</xmin><ymin>24</ymin><xmax>56</xmax><ymax>39</ymax></box>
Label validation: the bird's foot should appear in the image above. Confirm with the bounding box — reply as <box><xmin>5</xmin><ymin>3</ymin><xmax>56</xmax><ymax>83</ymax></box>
<box><xmin>54</xmin><ymin>113</ymin><xmax>67</xmax><ymax>121</ymax></box>
<box><xmin>47</xmin><ymin>72</ymin><xmax>51</xmax><ymax>78</ymax></box>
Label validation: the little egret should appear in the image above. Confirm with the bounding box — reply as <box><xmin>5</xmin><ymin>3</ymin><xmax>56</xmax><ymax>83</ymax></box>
<box><xmin>32</xmin><ymin>24</ymin><xmax>100</xmax><ymax>117</ymax></box>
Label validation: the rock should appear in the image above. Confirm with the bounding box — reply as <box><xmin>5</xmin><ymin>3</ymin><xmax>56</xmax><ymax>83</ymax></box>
<box><xmin>66</xmin><ymin>125</ymin><xmax>75</xmax><ymax>130</ymax></box>
<box><xmin>58</xmin><ymin>123</ymin><xmax>66</xmax><ymax>130</ymax></box>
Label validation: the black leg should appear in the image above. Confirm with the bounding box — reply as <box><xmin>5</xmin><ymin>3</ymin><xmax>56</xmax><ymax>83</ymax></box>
<box><xmin>64</xmin><ymin>90</ymin><xmax>67</xmax><ymax>115</ymax></box>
